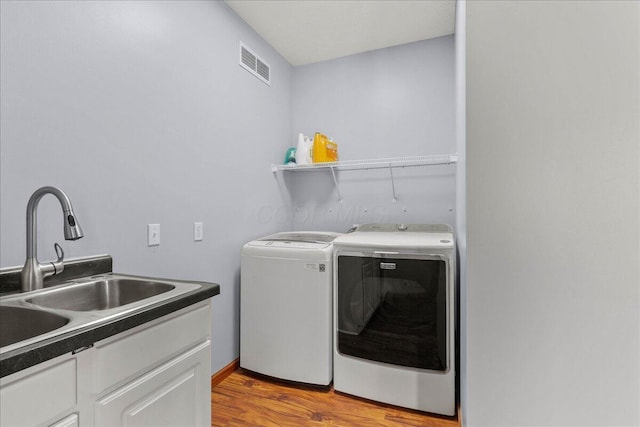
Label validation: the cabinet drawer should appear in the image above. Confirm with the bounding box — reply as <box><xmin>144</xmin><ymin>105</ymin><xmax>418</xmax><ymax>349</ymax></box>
<box><xmin>0</xmin><ymin>358</ymin><xmax>76</xmax><ymax>427</ymax></box>
<box><xmin>93</xmin><ymin>303</ymin><xmax>210</xmax><ymax>392</ymax></box>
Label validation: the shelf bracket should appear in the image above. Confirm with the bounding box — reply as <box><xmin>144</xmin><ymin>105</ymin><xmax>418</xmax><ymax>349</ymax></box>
<box><xmin>389</xmin><ymin>163</ymin><xmax>397</xmax><ymax>202</ymax></box>
<box><xmin>329</xmin><ymin>166</ymin><xmax>343</xmax><ymax>202</ymax></box>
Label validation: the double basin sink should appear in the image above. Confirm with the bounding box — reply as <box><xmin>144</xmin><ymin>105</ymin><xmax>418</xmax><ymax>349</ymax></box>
<box><xmin>0</xmin><ymin>274</ymin><xmax>201</xmax><ymax>354</ymax></box>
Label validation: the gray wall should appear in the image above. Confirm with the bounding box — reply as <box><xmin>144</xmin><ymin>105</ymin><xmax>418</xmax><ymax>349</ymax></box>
<box><xmin>465</xmin><ymin>1</ymin><xmax>639</xmax><ymax>426</ymax></box>
<box><xmin>289</xmin><ymin>36</ymin><xmax>456</xmax><ymax>231</ymax></box>
<box><xmin>0</xmin><ymin>0</ymin><xmax>293</xmax><ymax>373</ymax></box>
<box><xmin>0</xmin><ymin>0</ymin><xmax>456</xmax><ymax>378</ymax></box>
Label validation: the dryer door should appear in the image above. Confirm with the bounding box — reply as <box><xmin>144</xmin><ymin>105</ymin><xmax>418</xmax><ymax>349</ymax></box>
<box><xmin>336</xmin><ymin>252</ymin><xmax>448</xmax><ymax>371</ymax></box>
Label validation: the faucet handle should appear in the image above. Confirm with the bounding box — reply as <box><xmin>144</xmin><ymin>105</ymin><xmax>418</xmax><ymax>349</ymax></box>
<box><xmin>51</xmin><ymin>242</ymin><xmax>65</xmax><ymax>275</ymax></box>
<box><xmin>54</xmin><ymin>242</ymin><xmax>64</xmax><ymax>262</ymax></box>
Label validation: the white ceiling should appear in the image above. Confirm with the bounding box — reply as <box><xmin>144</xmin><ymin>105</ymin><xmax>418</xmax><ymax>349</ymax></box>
<box><xmin>224</xmin><ymin>0</ymin><xmax>456</xmax><ymax>66</ymax></box>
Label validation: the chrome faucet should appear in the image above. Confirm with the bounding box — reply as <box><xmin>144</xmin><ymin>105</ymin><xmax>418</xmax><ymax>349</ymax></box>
<box><xmin>20</xmin><ymin>186</ymin><xmax>84</xmax><ymax>292</ymax></box>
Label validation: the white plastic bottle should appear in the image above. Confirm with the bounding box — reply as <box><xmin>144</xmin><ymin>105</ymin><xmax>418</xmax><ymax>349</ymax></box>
<box><xmin>295</xmin><ymin>133</ymin><xmax>313</xmax><ymax>165</ymax></box>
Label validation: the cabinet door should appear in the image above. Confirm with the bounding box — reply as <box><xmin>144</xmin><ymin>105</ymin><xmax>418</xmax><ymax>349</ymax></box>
<box><xmin>94</xmin><ymin>341</ymin><xmax>210</xmax><ymax>427</ymax></box>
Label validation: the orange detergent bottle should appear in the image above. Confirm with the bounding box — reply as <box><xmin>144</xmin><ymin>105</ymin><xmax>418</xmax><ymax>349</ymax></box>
<box><xmin>312</xmin><ymin>132</ymin><xmax>338</xmax><ymax>163</ymax></box>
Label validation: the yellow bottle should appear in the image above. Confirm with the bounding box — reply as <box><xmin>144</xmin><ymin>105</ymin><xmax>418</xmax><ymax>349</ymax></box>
<box><xmin>312</xmin><ymin>132</ymin><xmax>338</xmax><ymax>163</ymax></box>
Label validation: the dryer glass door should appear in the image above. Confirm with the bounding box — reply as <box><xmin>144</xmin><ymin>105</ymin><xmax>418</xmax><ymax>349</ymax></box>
<box><xmin>336</xmin><ymin>254</ymin><xmax>447</xmax><ymax>371</ymax></box>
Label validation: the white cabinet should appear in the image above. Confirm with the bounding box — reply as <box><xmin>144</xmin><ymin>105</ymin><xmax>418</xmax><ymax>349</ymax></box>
<box><xmin>94</xmin><ymin>342</ymin><xmax>209</xmax><ymax>427</ymax></box>
<box><xmin>0</xmin><ymin>301</ymin><xmax>212</xmax><ymax>427</ymax></box>
<box><xmin>90</xmin><ymin>303</ymin><xmax>211</xmax><ymax>393</ymax></box>
<box><xmin>92</xmin><ymin>303</ymin><xmax>211</xmax><ymax>427</ymax></box>
<box><xmin>0</xmin><ymin>357</ymin><xmax>76</xmax><ymax>427</ymax></box>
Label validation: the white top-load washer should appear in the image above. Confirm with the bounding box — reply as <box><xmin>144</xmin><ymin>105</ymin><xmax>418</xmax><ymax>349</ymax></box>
<box><xmin>240</xmin><ymin>231</ymin><xmax>341</xmax><ymax>386</ymax></box>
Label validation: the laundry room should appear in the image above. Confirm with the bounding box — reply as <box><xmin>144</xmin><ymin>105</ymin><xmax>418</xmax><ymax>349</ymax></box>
<box><xmin>1</xmin><ymin>1</ymin><xmax>638</xmax><ymax>427</ymax></box>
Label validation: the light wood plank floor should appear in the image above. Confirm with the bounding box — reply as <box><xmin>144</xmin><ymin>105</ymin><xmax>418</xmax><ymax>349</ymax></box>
<box><xmin>212</xmin><ymin>369</ymin><xmax>460</xmax><ymax>427</ymax></box>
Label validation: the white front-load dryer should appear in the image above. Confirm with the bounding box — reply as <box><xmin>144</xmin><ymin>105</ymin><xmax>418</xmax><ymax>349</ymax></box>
<box><xmin>333</xmin><ymin>224</ymin><xmax>456</xmax><ymax>415</ymax></box>
<box><xmin>240</xmin><ymin>231</ymin><xmax>341</xmax><ymax>386</ymax></box>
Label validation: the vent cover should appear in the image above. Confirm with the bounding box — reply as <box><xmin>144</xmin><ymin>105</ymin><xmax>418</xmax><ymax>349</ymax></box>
<box><xmin>239</xmin><ymin>42</ymin><xmax>270</xmax><ymax>86</ymax></box>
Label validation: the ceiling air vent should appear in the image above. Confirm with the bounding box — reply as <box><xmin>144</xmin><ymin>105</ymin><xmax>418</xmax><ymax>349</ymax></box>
<box><xmin>239</xmin><ymin>42</ymin><xmax>270</xmax><ymax>86</ymax></box>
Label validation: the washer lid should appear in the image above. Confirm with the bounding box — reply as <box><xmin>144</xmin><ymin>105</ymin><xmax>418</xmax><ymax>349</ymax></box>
<box><xmin>246</xmin><ymin>240</ymin><xmax>332</xmax><ymax>249</ymax></box>
<box><xmin>259</xmin><ymin>231</ymin><xmax>341</xmax><ymax>244</ymax></box>
<box><xmin>246</xmin><ymin>231</ymin><xmax>342</xmax><ymax>250</ymax></box>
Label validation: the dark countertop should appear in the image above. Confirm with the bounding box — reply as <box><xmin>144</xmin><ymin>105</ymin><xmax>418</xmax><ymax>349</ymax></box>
<box><xmin>0</xmin><ymin>256</ymin><xmax>220</xmax><ymax>378</ymax></box>
<box><xmin>0</xmin><ymin>281</ymin><xmax>219</xmax><ymax>378</ymax></box>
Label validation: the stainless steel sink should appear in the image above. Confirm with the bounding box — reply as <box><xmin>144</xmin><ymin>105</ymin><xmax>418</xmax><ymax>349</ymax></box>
<box><xmin>26</xmin><ymin>279</ymin><xmax>175</xmax><ymax>311</ymax></box>
<box><xmin>1</xmin><ymin>274</ymin><xmax>202</xmax><ymax>355</ymax></box>
<box><xmin>0</xmin><ymin>306</ymin><xmax>69</xmax><ymax>348</ymax></box>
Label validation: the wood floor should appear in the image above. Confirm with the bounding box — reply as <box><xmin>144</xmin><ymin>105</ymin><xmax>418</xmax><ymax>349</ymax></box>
<box><xmin>211</xmin><ymin>369</ymin><xmax>460</xmax><ymax>427</ymax></box>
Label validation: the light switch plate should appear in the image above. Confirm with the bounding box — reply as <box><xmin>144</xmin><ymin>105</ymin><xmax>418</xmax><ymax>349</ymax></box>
<box><xmin>194</xmin><ymin>222</ymin><xmax>203</xmax><ymax>241</ymax></box>
<box><xmin>147</xmin><ymin>224</ymin><xmax>160</xmax><ymax>246</ymax></box>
